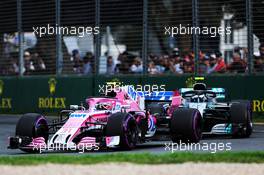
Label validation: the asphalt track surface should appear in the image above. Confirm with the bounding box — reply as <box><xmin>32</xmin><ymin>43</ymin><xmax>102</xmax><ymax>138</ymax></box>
<box><xmin>0</xmin><ymin>115</ymin><xmax>264</xmax><ymax>155</ymax></box>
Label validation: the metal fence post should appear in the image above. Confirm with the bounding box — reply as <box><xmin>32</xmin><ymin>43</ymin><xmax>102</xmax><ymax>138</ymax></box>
<box><xmin>95</xmin><ymin>0</ymin><xmax>101</xmax><ymax>75</ymax></box>
<box><xmin>17</xmin><ymin>0</ymin><xmax>24</xmax><ymax>76</ymax></box>
<box><xmin>192</xmin><ymin>0</ymin><xmax>199</xmax><ymax>76</ymax></box>
<box><xmin>56</xmin><ymin>0</ymin><xmax>62</xmax><ymax>75</ymax></box>
<box><xmin>142</xmin><ymin>0</ymin><xmax>148</xmax><ymax>75</ymax></box>
<box><xmin>246</xmin><ymin>0</ymin><xmax>253</xmax><ymax>75</ymax></box>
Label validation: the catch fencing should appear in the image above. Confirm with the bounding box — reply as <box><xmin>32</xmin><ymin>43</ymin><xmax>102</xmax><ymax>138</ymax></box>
<box><xmin>0</xmin><ymin>0</ymin><xmax>263</xmax><ymax>76</ymax></box>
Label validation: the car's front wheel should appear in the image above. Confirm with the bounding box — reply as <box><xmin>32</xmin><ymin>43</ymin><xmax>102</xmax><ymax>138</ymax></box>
<box><xmin>230</xmin><ymin>101</ymin><xmax>252</xmax><ymax>138</ymax></box>
<box><xmin>16</xmin><ymin>113</ymin><xmax>49</xmax><ymax>153</ymax></box>
<box><xmin>106</xmin><ymin>112</ymin><xmax>138</xmax><ymax>149</ymax></box>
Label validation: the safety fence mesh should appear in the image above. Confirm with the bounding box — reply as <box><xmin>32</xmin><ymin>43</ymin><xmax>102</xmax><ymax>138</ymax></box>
<box><xmin>0</xmin><ymin>0</ymin><xmax>263</xmax><ymax>76</ymax></box>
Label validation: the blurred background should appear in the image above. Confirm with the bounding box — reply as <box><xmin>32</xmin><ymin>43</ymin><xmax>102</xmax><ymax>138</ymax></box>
<box><xmin>0</xmin><ymin>0</ymin><xmax>264</xmax><ymax>76</ymax></box>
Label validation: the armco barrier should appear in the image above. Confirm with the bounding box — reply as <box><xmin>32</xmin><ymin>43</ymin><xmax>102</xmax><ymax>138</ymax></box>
<box><xmin>0</xmin><ymin>75</ymin><xmax>264</xmax><ymax>114</ymax></box>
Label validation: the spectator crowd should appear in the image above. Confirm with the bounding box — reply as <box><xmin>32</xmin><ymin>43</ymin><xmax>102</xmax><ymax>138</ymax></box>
<box><xmin>107</xmin><ymin>43</ymin><xmax>264</xmax><ymax>75</ymax></box>
<box><xmin>2</xmin><ymin>50</ymin><xmax>47</xmax><ymax>75</ymax></box>
<box><xmin>1</xmin><ymin>43</ymin><xmax>264</xmax><ymax>75</ymax></box>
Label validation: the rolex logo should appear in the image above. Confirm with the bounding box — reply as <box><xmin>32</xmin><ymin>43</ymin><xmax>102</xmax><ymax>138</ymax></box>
<box><xmin>48</xmin><ymin>78</ymin><xmax>57</xmax><ymax>95</ymax></box>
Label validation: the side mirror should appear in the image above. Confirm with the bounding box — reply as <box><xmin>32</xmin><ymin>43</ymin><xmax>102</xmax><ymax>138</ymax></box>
<box><xmin>70</xmin><ymin>105</ymin><xmax>85</xmax><ymax>111</ymax></box>
<box><xmin>70</xmin><ymin>105</ymin><xmax>78</xmax><ymax>110</ymax></box>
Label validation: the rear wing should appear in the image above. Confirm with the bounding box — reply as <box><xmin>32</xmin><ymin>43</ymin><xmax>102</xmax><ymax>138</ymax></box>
<box><xmin>179</xmin><ymin>88</ymin><xmax>226</xmax><ymax>99</ymax></box>
<box><xmin>137</xmin><ymin>91</ymin><xmax>173</xmax><ymax>101</ymax></box>
<box><xmin>137</xmin><ymin>91</ymin><xmax>182</xmax><ymax>108</ymax></box>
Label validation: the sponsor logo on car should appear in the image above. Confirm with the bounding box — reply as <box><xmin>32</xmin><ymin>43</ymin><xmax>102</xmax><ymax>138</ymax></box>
<box><xmin>70</xmin><ymin>114</ymin><xmax>86</xmax><ymax>118</ymax></box>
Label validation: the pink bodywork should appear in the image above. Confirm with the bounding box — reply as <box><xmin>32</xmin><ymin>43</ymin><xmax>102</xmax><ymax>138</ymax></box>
<box><xmin>29</xmin><ymin>86</ymin><xmax>146</xmax><ymax>151</ymax></box>
<box><xmin>167</xmin><ymin>95</ymin><xmax>182</xmax><ymax>116</ymax></box>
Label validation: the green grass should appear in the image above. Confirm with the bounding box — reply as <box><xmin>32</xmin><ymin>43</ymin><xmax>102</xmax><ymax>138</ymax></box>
<box><xmin>0</xmin><ymin>152</ymin><xmax>264</xmax><ymax>165</ymax></box>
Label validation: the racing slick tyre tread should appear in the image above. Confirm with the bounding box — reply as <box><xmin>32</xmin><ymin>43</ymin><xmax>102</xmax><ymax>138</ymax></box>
<box><xmin>170</xmin><ymin>108</ymin><xmax>202</xmax><ymax>143</ymax></box>
<box><xmin>230</xmin><ymin>101</ymin><xmax>253</xmax><ymax>138</ymax></box>
<box><xmin>16</xmin><ymin>113</ymin><xmax>49</xmax><ymax>153</ymax></box>
<box><xmin>106</xmin><ymin>112</ymin><xmax>138</xmax><ymax>150</ymax></box>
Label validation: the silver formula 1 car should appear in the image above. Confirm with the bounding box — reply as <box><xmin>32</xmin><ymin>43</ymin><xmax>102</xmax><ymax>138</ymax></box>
<box><xmin>146</xmin><ymin>83</ymin><xmax>253</xmax><ymax>142</ymax></box>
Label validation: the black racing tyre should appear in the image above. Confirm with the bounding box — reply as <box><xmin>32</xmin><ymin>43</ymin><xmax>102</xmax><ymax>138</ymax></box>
<box><xmin>230</xmin><ymin>102</ymin><xmax>252</xmax><ymax>138</ymax></box>
<box><xmin>170</xmin><ymin>108</ymin><xmax>202</xmax><ymax>143</ymax></box>
<box><xmin>16</xmin><ymin>113</ymin><xmax>49</xmax><ymax>153</ymax></box>
<box><xmin>106</xmin><ymin>112</ymin><xmax>138</xmax><ymax>149</ymax></box>
<box><xmin>147</xmin><ymin>103</ymin><xmax>164</xmax><ymax>116</ymax></box>
<box><xmin>231</xmin><ymin>100</ymin><xmax>253</xmax><ymax>120</ymax></box>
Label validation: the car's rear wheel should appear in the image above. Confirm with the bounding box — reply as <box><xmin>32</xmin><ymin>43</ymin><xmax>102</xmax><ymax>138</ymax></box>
<box><xmin>170</xmin><ymin>108</ymin><xmax>202</xmax><ymax>143</ymax></box>
<box><xmin>106</xmin><ymin>112</ymin><xmax>138</xmax><ymax>149</ymax></box>
<box><xmin>16</xmin><ymin>113</ymin><xmax>49</xmax><ymax>153</ymax></box>
<box><xmin>230</xmin><ymin>101</ymin><xmax>252</xmax><ymax>138</ymax></box>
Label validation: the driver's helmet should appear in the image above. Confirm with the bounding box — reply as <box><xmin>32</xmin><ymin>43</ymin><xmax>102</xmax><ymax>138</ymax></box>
<box><xmin>96</xmin><ymin>102</ymin><xmax>113</xmax><ymax>110</ymax></box>
<box><xmin>193</xmin><ymin>83</ymin><xmax>207</xmax><ymax>90</ymax></box>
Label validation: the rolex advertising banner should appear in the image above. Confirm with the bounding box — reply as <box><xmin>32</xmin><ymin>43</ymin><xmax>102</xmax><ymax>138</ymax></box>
<box><xmin>0</xmin><ymin>79</ymin><xmax>14</xmax><ymax>112</ymax></box>
<box><xmin>0</xmin><ymin>76</ymin><xmax>94</xmax><ymax>114</ymax></box>
<box><xmin>0</xmin><ymin>75</ymin><xmax>264</xmax><ymax>114</ymax></box>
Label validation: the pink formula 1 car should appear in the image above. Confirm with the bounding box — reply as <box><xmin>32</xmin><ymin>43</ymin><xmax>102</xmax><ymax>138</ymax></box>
<box><xmin>8</xmin><ymin>86</ymin><xmax>201</xmax><ymax>153</ymax></box>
